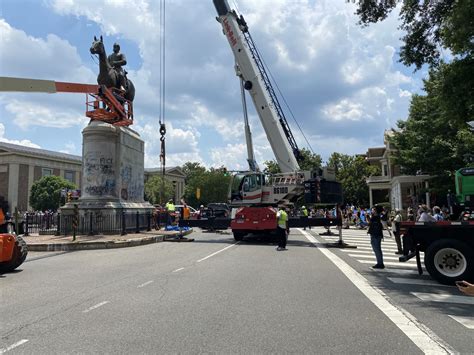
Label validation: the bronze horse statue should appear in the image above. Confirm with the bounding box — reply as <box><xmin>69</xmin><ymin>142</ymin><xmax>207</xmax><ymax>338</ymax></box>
<box><xmin>90</xmin><ymin>36</ymin><xmax>135</xmax><ymax>102</ymax></box>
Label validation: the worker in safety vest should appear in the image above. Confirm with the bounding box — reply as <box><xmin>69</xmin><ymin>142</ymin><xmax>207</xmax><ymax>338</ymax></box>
<box><xmin>165</xmin><ymin>199</ymin><xmax>175</xmax><ymax>225</ymax></box>
<box><xmin>301</xmin><ymin>205</ymin><xmax>310</xmax><ymax>230</ymax></box>
<box><xmin>276</xmin><ymin>205</ymin><xmax>289</xmax><ymax>251</ymax></box>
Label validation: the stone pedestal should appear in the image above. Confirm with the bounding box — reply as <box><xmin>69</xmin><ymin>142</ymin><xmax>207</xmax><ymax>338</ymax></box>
<box><xmin>61</xmin><ymin>121</ymin><xmax>153</xmax><ymax>234</ymax></box>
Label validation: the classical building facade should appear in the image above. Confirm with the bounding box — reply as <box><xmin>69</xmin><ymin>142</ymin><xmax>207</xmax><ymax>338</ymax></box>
<box><xmin>0</xmin><ymin>141</ymin><xmax>185</xmax><ymax>212</ymax></box>
<box><xmin>366</xmin><ymin>131</ymin><xmax>432</xmax><ymax>210</ymax></box>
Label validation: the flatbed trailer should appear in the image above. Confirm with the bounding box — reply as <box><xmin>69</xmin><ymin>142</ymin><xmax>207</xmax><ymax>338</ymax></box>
<box><xmin>399</xmin><ymin>219</ymin><xmax>474</xmax><ymax>285</ymax></box>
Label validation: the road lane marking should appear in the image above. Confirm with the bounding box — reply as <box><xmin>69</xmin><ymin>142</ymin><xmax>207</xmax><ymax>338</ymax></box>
<box><xmin>388</xmin><ymin>277</ymin><xmax>454</xmax><ymax>287</ymax></box>
<box><xmin>348</xmin><ymin>254</ymin><xmax>405</xmax><ymax>261</ymax></box>
<box><xmin>359</xmin><ymin>260</ymin><xmax>418</xmax><ymax>268</ymax></box>
<box><xmin>197</xmin><ymin>242</ymin><xmax>239</xmax><ymax>263</ymax></box>
<box><xmin>83</xmin><ymin>301</ymin><xmax>110</xmax><ymax>313</ymax></box>
<box><xmin>137</xmin><ymin>281</ymin><xmax>154</xmax><ymax>288</ymax></box>
<box><xmin>173</xmin><ymin>267</ymin><xmax>185</xmax><ymax>272</ymax></box>
<box><xmin>448</xmin><ymin>315</ymin><xmax>474</xmax><ymax>329</ymax></box>
<box><xmin>0</xmin><ymin>340</ymin><xmax>28</xmax><ymax>354</ymax></box>
<box><xmin>301</xmin><ymin>229</ymin><xmax>456</xmax><ymax>354</ymax></box>
<box><xmin>412</xmin><ymin>292</ymin><xmax>474</xmax><ymax>305</ymax></box>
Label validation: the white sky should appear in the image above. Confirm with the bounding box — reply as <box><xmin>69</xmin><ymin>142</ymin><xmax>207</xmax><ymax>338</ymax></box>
<box><xmin>0</xmin><ymin>0</ymin><xmax>425</xmax><ymax>169</ymax></box>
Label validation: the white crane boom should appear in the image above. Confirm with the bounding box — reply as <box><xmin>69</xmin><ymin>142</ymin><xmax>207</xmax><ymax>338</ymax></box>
<box><xmin>214</xmin><ymin>0</ymin><xmax>300</xmax><ymax>173</ymax></box>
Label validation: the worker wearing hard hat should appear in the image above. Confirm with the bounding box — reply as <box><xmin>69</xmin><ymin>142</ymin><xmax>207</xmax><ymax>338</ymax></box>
<box><xmin>301</xmin><ymin>205</ymin><xmax>310</xmax><ymax>230</ymax></box>
<box><xmin>276</xmin><ymin>205</ymin><xmax>289</xmax><ymax>251</ymax></box>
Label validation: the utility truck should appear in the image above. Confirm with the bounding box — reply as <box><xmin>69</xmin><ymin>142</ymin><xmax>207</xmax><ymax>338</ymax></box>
<box><xmin>180</xmin><ymin>0</ymin><xmax>343</xmax><ymax>239</ymax></box>
<box><xmin>399</xmin><ymin>167</ymin><xmax>474</xmax><ymax>284</ymax></box>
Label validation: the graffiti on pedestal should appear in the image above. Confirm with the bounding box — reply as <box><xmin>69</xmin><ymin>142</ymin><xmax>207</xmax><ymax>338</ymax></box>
<box><xmin>84</xmin><ymin>152</ymin><xmax>116</xmax><ymax>196</ymax></box>
<box><xmin>120</xmin><ymin>164</ymin><xmax>143</xmax><ymax>201</ymax></box>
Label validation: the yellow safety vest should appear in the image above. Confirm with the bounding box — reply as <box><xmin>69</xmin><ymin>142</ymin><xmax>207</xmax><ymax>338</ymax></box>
<box><xmin>302</xmin><ymin>208</ymin><xmax>308</xmax><ymax>217</ymax></box>
<box><xmin>277</xmin><ymin>210</ymin><xmax>288</xmax><ymax>229</ymax></box>
<box><xmin>166</xmin><ymin>202</ymin><xmax>175</xmax><ymax>212</ymax></box>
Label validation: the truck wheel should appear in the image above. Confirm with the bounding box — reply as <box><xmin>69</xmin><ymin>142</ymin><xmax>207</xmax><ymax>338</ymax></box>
<box><xmin>0</xmin><ymin>235</ymin><xmax>28</xmax><ymax>273</ymax></box>
<box><xmin>233</xmin><ymin>231</ymin><xmax>245</xmax><ymax>241</ymax></box>
<box><xmin>424</xmin><ymin>239</ymin><xmax>473</xmax><ymax>285</ymax></box>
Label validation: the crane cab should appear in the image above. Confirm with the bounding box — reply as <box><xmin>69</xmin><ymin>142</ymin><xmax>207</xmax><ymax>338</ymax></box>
<box><xmin>229</xmin><ymin>172</ymin><xmax>266</xmax><ymax>205</ymax></box>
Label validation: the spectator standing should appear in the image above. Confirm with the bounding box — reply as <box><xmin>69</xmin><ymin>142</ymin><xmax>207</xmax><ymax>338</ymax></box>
<box><xmin>433</xmin><ymin>206</ymin><xmax>444</xmax><ymax>221</ymax></box>
<box><xmin>380</xmin><ymin>208</ymin><xmax>393</xmax><ymax>238</ymax></box>
<box><xmin>417</xmin><ymin>204</ymin><xmax>436</xmax><ymax>222</ymax></box>
<box><xmin>368</xmin><ymin>205</ymin><xmax>385</xmax><ymax>269</ymax></box>
<box><xmin>407</xmin><ymin>207</ymin><xmax>415</xmax><ymax>221</ymax></box>
<box><xmin>392</xmin><ymin>209</ymin><xmax>403</xmax><ymax>254</ymax></box>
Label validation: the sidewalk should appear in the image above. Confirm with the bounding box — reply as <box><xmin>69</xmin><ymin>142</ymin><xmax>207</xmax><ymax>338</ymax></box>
<box><xmin>23</xmin><ymin>228</ymin><xmax>194</xmax><ymax>252</ymax></box>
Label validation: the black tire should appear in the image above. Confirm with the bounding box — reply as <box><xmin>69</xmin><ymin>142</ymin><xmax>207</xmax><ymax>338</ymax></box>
<box><xmin>424</xmin><ymin>239</ymin><xmax>474</xmax><ymax>285</ymax></box>
<box><xmin>233</xmin><ymin>231</ymin><xmax>245</xmax><ymax>241</ymax></box>
<box><xmin>0</xmin><ymin>235</ymin><xmax>28</xmax><ymax>273</ymax></box>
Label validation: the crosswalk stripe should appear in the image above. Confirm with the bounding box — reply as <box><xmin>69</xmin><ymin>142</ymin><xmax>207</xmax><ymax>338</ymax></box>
<box><xmin>387</xmin><ymin>277</ymin><xmax>453</xmax><ymax>287</ymax></box>
<box><xmin>370</xmin><ymin>268</ymin><xmax>418</xmax><ymax>275</ymax></box>
<box><xmin>359</xmin><ymin>260</ymin><xmax>419</xmax><ymax>268</ymax></box>
<box><xmin>348</xmin><ymin>254</ymin><xmax>410</xmax><ymax>262</ymax></box>
<box><xmin>412</xmin><ymin>292</ymin><xmax>474</xmax><ymax>305</ymax></box>
<box><xmin>448</xmin><ymin>315</ymin><xmax>474</xmax><ymax>329</ymax></box>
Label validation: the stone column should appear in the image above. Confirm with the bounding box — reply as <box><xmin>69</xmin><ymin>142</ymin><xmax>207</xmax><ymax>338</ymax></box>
<box><xmin>27</xmin><ymin>165</ymin><xmax>34</xmax><ymax>210</ymax></box>
<box><xmin>8</xmin><ymin>163</ymin><xmax>19</xmax><ymax>210</ymax></box>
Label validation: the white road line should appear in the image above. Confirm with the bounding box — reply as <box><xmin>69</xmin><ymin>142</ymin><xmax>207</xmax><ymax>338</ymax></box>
<box><xmin>342</xmin><ymin>246</ymin><xmax>401</xmax><ymax>253</ymax></box>
<box><xmin>82</xmin><ymin>301</ymin><xmax>110</xmax><ymax>313</ymax></box>
<box><xmin>412</xmin><ymin>292</ymin><xmax>474</xmax><ymax>305</ymax></box>
<box><xmin>388</xmin><ymin>277</ymin><xmax>454</xmax><ymax>287</ymax></box>
<box><xmin>448</xmin><ymin>315</ymin><xmax>474</xmax><ymax>329</ymax></box>
<box><xmin>348</xmin><ymin>254</ymin><xmax>406</xmax><ymax>261</ymax></box>
<box><xmin>173</xmin><ymin>267</ymin><xmax>185</xmax><ymax>272</ymax></box>
<box><xmin>370</xmin><ymin>268</ymin><xmax>418</xmax><ymax>275</ymax></box>
<box><xmin>301</xmin><ymin>229</ymin><xmax>455</xmax><ymax>354</ymax></box>
<box><xmin>0</xmin><ymin>340</ymin><xmax>29</xmax><ymax>354</ymax></box>
<box><xmin>137</xmin><ymin>280</ymin><xmax>154</xmax><ymax>288</ymax></box>
<box><xmin>359</xmin><ymin>260</ymin><xmax>418</xmax><ymax>268</ymax></box>
<box><xmin>197</xmin><ymin>242</ymin><xmax>239</xmax><ymax>263</ymax></box>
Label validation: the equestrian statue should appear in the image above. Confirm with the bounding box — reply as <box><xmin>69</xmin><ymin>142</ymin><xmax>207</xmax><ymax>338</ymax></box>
<box><xmin>90</xmin><ymin>35</ymin><xmax>135</xmax><ymax>102</ymax></box>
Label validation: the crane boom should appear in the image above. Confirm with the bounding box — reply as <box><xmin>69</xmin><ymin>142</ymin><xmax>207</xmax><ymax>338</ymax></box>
<box><xmin>213</xmin><ymin>0</ymin><xmax>300</xmax><ymax>173</ymax></box>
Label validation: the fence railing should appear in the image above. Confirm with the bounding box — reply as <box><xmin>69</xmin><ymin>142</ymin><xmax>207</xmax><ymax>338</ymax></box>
<box><xmin>21</xmin><ymin>211</ymin><xmax>168</xmax><ymax>236</ymax></box>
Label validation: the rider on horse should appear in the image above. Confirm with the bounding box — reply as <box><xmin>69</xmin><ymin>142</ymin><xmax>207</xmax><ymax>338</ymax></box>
<box><xmin>108</xmin><ymin>43</ymin><xmax>127</xmax><ymax>91</ymax></box>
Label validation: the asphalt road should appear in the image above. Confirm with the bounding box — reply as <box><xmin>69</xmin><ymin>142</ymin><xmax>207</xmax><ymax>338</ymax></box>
<box><xmin>1</xmin><ymin>227</ymin><xmax>473</xmax><ymax>354</ymax></box>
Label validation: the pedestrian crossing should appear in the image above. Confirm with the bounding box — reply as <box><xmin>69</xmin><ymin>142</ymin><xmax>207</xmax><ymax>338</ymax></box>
<box><xmin>311</xmin><ymin>227</ymin><xmax>474</xmax><ymax>330</ymax></box>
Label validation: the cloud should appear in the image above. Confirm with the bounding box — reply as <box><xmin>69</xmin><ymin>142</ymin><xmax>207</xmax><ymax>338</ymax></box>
<box><xmin>0</xmin><ymin>0</ymin><xmax>424</xmax><ymax>169</ymax></box>
<box><xmin>0</xmin><ymin>123</ymin><xmax>41</xmax><ymax>148</ymax></box>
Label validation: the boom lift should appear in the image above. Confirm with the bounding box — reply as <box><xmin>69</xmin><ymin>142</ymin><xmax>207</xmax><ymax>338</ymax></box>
<box><xmin>0</xmin><ymin>76</ymin><xmax>133</xmax><ymax>126</ymax></box>
<box><xmin>181</xmin><ymin>0</ymin><xmax>343</xmax><ymax>240</ymax></box>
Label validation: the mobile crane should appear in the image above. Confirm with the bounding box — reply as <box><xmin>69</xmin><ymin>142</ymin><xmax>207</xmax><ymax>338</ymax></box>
<box><xmin>180</xmin><ymin>0</ymin><xmax>343</xmax><ymax>239</ymax></box>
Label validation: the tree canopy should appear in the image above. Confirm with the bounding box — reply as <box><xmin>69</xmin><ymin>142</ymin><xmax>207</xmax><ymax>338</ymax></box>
<box><xmin>30</xmin><ymin>175</ymin><xmax>76</xmax><ymax>211</ymax></box>
<box><xmin>351</xmin><ymin>0</ymin><xmax>474</xmax><ymax>69</ymax></box>
<box><xmin>328</xmin><ymin>152</ymin><xmax>380</xmax><ymax>206</ymax></box>
<box><xmin>263</xmin><ymin>148</ymin><xmax>322</xmax><ymax>174</ymax></box>
<box><xmin>144</xmin><ymin>175</ymin><xmax>175</xmax><ymax>205</ymax></box>
<box><xmin>181</xmin><ymin>162</ymin><xmax>231</xmax><ymax>207</ymax></box>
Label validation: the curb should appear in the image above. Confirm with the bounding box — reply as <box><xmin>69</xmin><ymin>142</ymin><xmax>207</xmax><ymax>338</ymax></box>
<box><xmin>27</xmin><ymin>228</ymin><xmax>193</xmax><ymax>252</ymax></box>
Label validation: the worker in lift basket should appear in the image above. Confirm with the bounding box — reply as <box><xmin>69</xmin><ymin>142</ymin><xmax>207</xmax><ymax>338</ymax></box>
<box><xmin>276</xmin><ymin>206</ymin><xmax>289</xmax><ymax>251</ymax></box>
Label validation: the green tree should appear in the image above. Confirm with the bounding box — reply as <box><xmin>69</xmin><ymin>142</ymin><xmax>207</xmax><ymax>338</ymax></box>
<box><xmin>328</xmin><ymin>153</ymin><xmax>380</xmax><ymax>206</ymax></box>
<box><xmin>182</xmin><ymin>163</ymin><xmax>231</xmax><ymax>207</ymax></box>
<box><xmin>389</xmin><ymin>65</ymin><xmax>474</xmax><ymax>198</ymax></box>
<box><xmin>144</xmin><ymin>175</ymin><xmax>175</xmax><ymax>205</ymax></box>
<box><xmin>263</xmin><ymin>148</ymin><xmax>322</xmax><ymax>174</ymax></box>
<box><xmin>351</xmin><ymin>0</ymin><xmax>474</xmax><ymax>69</ymax></box>
<box><xmin>30</xmin><ymin>175</ymin><xmax>76</xmax><ymax>211</ymax></box>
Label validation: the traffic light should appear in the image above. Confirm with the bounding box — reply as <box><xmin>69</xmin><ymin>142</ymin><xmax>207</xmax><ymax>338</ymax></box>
<box><xmin>67</xmin><ymin>192</ymin><xmax>72</xmax><ymax>202</ymax></box>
